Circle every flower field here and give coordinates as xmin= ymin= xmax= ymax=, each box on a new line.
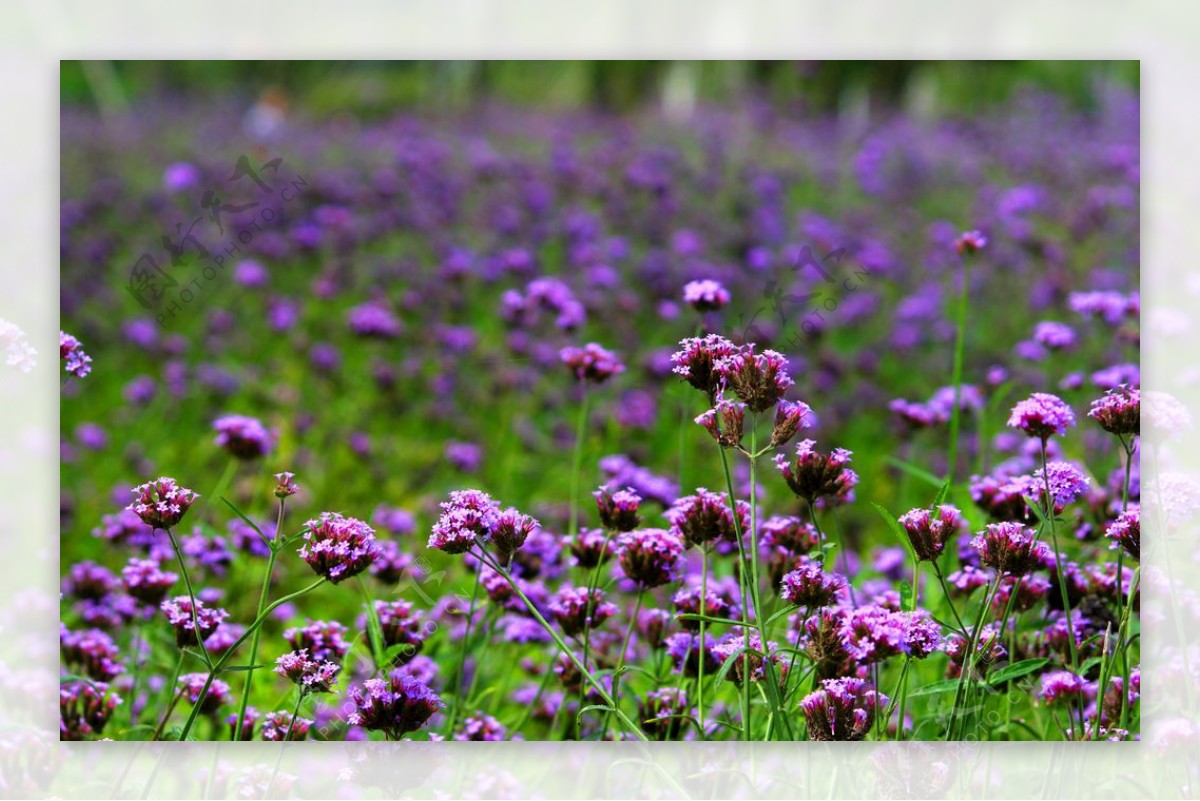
xmin=59 ymin=67 xmax=1140 ymax=742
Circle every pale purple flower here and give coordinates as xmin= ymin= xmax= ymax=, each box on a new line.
xmin=127 ymin=477 xmax=199 ymax=530
xmin=560 ymin=342 xmax=625 ymax=383
xmin=274 ymin=649 xmax=340 ymax=693
xmin=801 ymin=678 xmax=887 ymax=741
xmin=1008 ymin=393 xmax=1076 ymax=440
xmin=682 ymin=279 xmax=731 ymax=312
xmin=299 ymin=513 xmax=381 ymax=583
xmin=213 ymin=414 xmax=276 ymax=459
xmin=60 ymin=331 xmax=92 ymax=378
xmin=1088 ymin=385 xmax=1140 ymax=436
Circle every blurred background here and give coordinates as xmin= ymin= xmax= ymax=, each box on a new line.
xmin=62 ymin=60 xmax=1139 ymax=118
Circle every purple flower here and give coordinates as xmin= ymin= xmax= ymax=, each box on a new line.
xmin=372 ymin=600 xmax=427 ymax=662
xmin=261 ymin=709 xmax=312 ymax=741
xmin=60 ymin=331 xmax=92 ymax=378
xmin=488 ymin=507 xmax=540 ymax=559
xmin=60 ymin=626 xmax=124 ymax=682
xmin=1034 ymin=321 xmax=1076 ymax=351
xmin=560 ymin=342 xmax=625 ymax=383
xmin=299 ymin=513 xmax=381 ymax=584
xmin=897 ymin=505 xmax=963 ymax=563
xmin=162 ymin=161 xmax=200 ymax=192
xmin=664 ymin=631 xmax=721 ymax=677
xmin=701 ymin=384 xmax=752 ymax=444
xmin=284 ymin=620 xmax=351 ymax=664
xmin=682 ymin=279 xmax=731 ymax=312
xmin=1088 ymin=385 xmax=1140 ymax=437
xmin=60 ymin=680 xmax=120 ymax=740
xmin=760 ymin=516 xmax=820 ymax=555
xmin=347 ymin=302 xmax=404 ymax=338
xmin=455 ymin=714 xmax=509 ymax=741
xmin=127 ymin=477 xmax=199 ymax=530
xmin=428 ymin=490 xmax=499 ymax=554
xmin=801 ymin=678 xmax=887 ymax=741
xmin=714 ymin=345 xmax=794 ymax=413
xmin=775 ymin=439 xmax=859 ymax=507
xmin=1040 ymin=670 xmax=1086 ymax=705
xmin=274 ymin=649 xmax=340 ymax=693
xmin=616 ymin=528 xmax=684 ymax=589
xmin=566 ymin=527 xmax=615 ymax=569
xmin=274 ymin=471 xmax=299 ymax=498
xmin=672 ymin=584 xmax=738 ymax=630
xmin=161 ymin=596 xmax=228 ymax=647
xmin=178 ymin=673 xmax=232 ymax=715
xmin=770 ymin=399 xmax=815 ymax=448
xmin=1106 ymin=507 xmax=1140 ymax=561
xmin=593 ymin=486 xmax=642 ymax=532
xmin=971 ymin=522 xmax=1049 ymax=577
xmin=233 ymin=259 xmax=269 ymax=287
xmin=671 ymin=334 xmax=740 ymax=398
xmin=62 ymin=560 xmax=117 ymax=600
xmin=1031 ymin=461 xmax=1091 ymax=513
xmin=347 ymin=670 xmax=443 ymax=739
xmin=369 ymin=540 xmax=421 ymax=584
xmin=665 ymin=489 xmax=749 ymax=549
xmin=226 ymin=706 xmax=259 ymax=740
xmin=213 ymin=414 xmax=276 ymax=459
xmin=549 ymin=585 xmax=618 ymax=638
xmin=780 ymin=558 xmax=845 ymax=609
xmin=445 ymin=441 xmax=483 ymax=473
xmin=120 ymin=559 xmax=177 ymax=605
xmin=1007 ymin=393 xmax=1076 ymax=441
xmin=845 ymin=605 xmax=942 ymax=663
xmin=713 ymin=631 xmax=786 ymax=685
xmin=640 ymin=687 xmax=690 ymax=740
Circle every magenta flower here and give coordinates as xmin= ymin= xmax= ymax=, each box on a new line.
xmin=179 ymin=673 xmax=232 ymax=715
xmin=780 ymin=558 xmax=845 ymax=609
xmin=213 ymin=414 xmax=276 ymax=459
xmin=1007 ymin=393 xmax=1076 ymax=441
xmin=1105 ymin=507 xmax=1140 ymax=561
xmin=560 ymin=342 xmax=625 ymax=383
xmin=60 ymin=331 xmax=92 ymax=378
xmin=971 ymin=522 xmax=1049 ymax=577
xmin=665 ymin=489 xmax=749 ymax=549
xmin=616 ymin=528 xmax=684 ymax=588
xmin=775 ymin=439 xmax=859 ymax=507
xmin=713 ymin=345 xmax=793 ymax=413
xmin=695 ymin=396 xmax=747 ymax=449
xmin=488 ymin=506 xmax=540 ymax=559
xmin=60 ymin=680 xmax=120 ymax=740
xmin=161 ymin=596 xmax=228 ymax=647
xmin=347 ymin=670 xmax=443 ymax=739
xmin=299 ymin=512 xmax=381 ymax=583
xmin=671 ymin=334 xmax=740 ymax=398
xmin=770 ymin=399 xmax=815 ymax=448
xmin=594 ymin=485 xmax=643 ymax=532
xmin=549 ymin=585 xmax=618 ymax=638
xmin=283 ymin=620 xmax=351 ymax=664
xmin=429 ymin=489 xmax=499 ymax=554
xmin=682 ymin=279 xmax=731 ymax=312
xmin=672 ymin=584 xmax=738 ymax=630
xmin=127 ymin=477 xmax=200 ymax=530
xmin=261 ymin=710 xmax=312 ymax=741
xmin=1031 ymin=461 xmax=1091 ymax=513
xmin=455 ymin=714 xmax=509 ymax=741
xmin=347 ymin=302 xmax=403 ymax=338
xmin=897 ymin=504 xmax=964 ymax=563
xmin=1039 ymin=670 xmax=1086 ymax=705
xmin=60 ymin=626 xmax=124 ymax=682
xmin=801 ymin=678 xmax=887 ymax=741
xmin=274 ymin=471 xmax=299 ymax=498
xmin=373 ymin=599 xmax=427 ymax=661
xmin=954 ymin=230 xmax=987 ymax=255
xmin=639 ymin=687 xmax=690 ymax=740
xmin=1088 ymin=384 xmax=1140 ymax=437
xmin=274 ymin=649 xmax=340 ymax=693
xmin=121 ymin=558 xmax=178 ymax=605
xmin=566 ymin=527 xmax=616 ymax=568
xmin=713 ymin=631 xmax=786 ymax=685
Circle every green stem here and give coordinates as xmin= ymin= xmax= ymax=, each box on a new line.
xmin=931 ymin=561 xmax=969 ymax=638
xmin=233 ymin=501 xmax=283 ymax=741
xmin=946 ymin=253 xmax=970 ymax=482
xmin=605 ymin=592 xmax=644 ymax=738
xmin=265 ymin=691 xmax=306 ymax=796
xmin=445 ymin=558 xmax=484 ymax=736
xmin=698 ymin=546 xmax=708 ymax=735
xmin=356 ymin=574 xmax=385 ymax=670
xmin=475 ymin=548 xmax=648 ymax=741
xmin=165 ymin=526 xmax=212 ymax=669
xmin=575 ymin=527 xmax=616 ymax=737
xmin=1041 ymin=440 xmax=1083 ymax=737
xmin=568 ymin=384 xmax=590 ymax=539
xmin=150 ymin=651 xmax=186 ymax=741
xmin=717 ymin=444 xmax=753 ymax=741
xmin=177 ymin=578 xmax=326 ymax=741
xmin=947 ymin=575 xmax=998 ymax=740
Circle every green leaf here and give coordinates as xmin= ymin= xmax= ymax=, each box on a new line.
xmin=987 ymin=658 xmax=1050 ymax=686
xmin=933 ymin=478 xmax=952 ymax=508
xmin=885 ymin=457 xmax=942 ymax=488
xmin=713 ymin=643 xmax=746 ymax=685
xmin=900 ymin=580 xmax=915 ymax=613
xmin=908 ymin=678 xmax=980 ymax=698
xmin=676 ymin=612 xmax=754 ymax=629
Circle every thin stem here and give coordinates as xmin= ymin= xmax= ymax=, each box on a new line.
xmin=931 ymin=561 xmax=969 ymax=637
xmin=150 ymin=652 xmax=186 ymax=741
xmin=698 ymin=546 xmax=708 ymax=734
xmin=717 ymin=444 xmax=753 ymax=741
xmin=606 ymin=592 xmax=644 ymax=738
xmin=1041 ymin=439 xmax=1082 ymax=736
xmin=576 ymin=527 xmax=616 ymax=737
xmin=165 ymin=527 xmax=211 ymax=669
xmin=474 ymin=548 xmax=648 ymax=741
xmin=946 ymin=253 xmax=971 ymax=482
xmin=947 ymin=575 xmax=998 ymax=740
xmin=177 ymin=578 xmax=326 ymax=741
xmin=265 ymin=691 xmax=306 ymax=797
xmin=445 ymin=558 xmax=484 ymax=736
xmin=568 ymin=384 xmax=590 ymax=539
xmin=127 ymin=623 xmax=144 ymax=727
xmin=232 ymin=501 xmax=283 ymax=740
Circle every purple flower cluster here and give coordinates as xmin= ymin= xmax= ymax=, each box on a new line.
xmin=1008 ymin=393 xmax=1076 ymax=440
xmin=897 ymin=504 xmax=964 ymax=562
xmin=560 ymin=342 xmax=625 ymax=383
xmin=127 ymin=477 xmax=200 ymax=530
xmin=801 ymin=678 xmax=887 ymax=741
xmin=682 ymin=279 xmax=731 ymax=312
xmin=616 ymin=528 xmax=685 ymax=589
xmin=60 ymin=330 xmax=92 ymax=378
xmin=775 ymin=439 xmax=859 ymax=507
xmin=275 ymin=649 xmax=340 ymax=693
xmin=665 ymin=488 xmax=749 ymax=550
xmin=299 ymin=512 xmax=381 ymax=583
xmin=161 ymin=596 xmax=228 ymax=647
xmin=212 ymin=414 xmax=276 ymax=459
xmin=347 ymin=670 xmax=443 ymax=739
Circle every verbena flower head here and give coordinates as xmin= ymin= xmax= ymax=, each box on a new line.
xmin=683 ymin=279 xmax=731 ymax=312
xmin=972 ymin=522 xmax=1049 ymax=576
xmin=429 ymin=489 xmax=500 ymax=554
xmin=179 ymin=673 xmax=232 ymax=715
xmin=781 ymin=558 xmax=846 ymax=609
xmin=616 ymin=528 xmax=685 ymax=589
xmin=549 ymin=585 xmax=618 ymax=638
xmin=640 ymin=687 xmax=690 ymax=740
xmin=1007 ymin=393 xmax=1076 ymax=441
xmin=845 ymin=606 xmax=942 ymax=663
xmin=665 ymin=489 xmax=749 ymax=549
xmin=1031 ymin=461 xmax=1091 ymax=514
xmin=284 ymin=620 xmax=350 ymax=664
xmin=775 ymin=440 xmax=859 ymax=506
xmin=671 ymin=334 xmax=740 ymax=398
xmin=566 ymin=527 xmax=616 ymax=568
xmin=760 ymin=516 xmax=820 ymax=555
xmin=560 ymin=342 xmax=625 ymax=383
xmin=60 ymin=626 xmax=124 ymax=682
xmin=226 ymin=706 xmax=259 ymax=740
xmin=1039 ymin=670 xmax=1086 ymax=705
xmin=1106 ymin=507 xmax=1140 ymax=561
xmin=594 ymin=486 xmax=642 ymax=532
xmin=347 ymin=302 xmax=403 ymax=339
xmin=60 ymin=331 xmax=92 ymax=378
xmin=127 ymin=477 xmax=200 ymax=530
xmin=801 ymin=678 xmax=887 ymax=741
xmin=212 ymin=414 xmax=276 ymax=459
xmin=120 ymin=559 xmax=177 ymax=605
xmin=713 ymin=344 xmax=794 ymax=413
xmin=713 ymin=631 xmax=786 ymax=685
xmin=954 ymin=230 xmax=987 ymax=255
xmin=347 ymin=670 xmax=443 ymax=739
xmin=1088 ymin=385 xmax=1140 ymax=437
xmin=897 ymin=504 xmax=963 ymax=563
xmin=261 ymin=710 xmax=312 ymax=741
xmin=299 ymin=512 xmax=381 ymax=583
xmin=60 ymin=680 xmax=119 ymax=740
xmin=770 ymin=399 xmax=815 ymax=448
xmin=664 ymin=631 xmax=721 ymax=677
xmin=374 ymin=599 xmax=427 ymax=662
xmin=455 ymin=714 xmax=509 ymax=741
xmin=274 ymin=649 xmax=340 ymax=693
xmin=488 ymin=506 xmax=540 ymax=558
xmin=695 ymin=396 xmax=746 ymax=449
xmin=274 ymin=471 xmax=299 ymax=498
xmin=1033 ymin=321 xmax=1076 ymax=351
xmin=161 ymin=596 xmax=228 ymax=647
xmin=61 ymin=560 xmax=117 ymax=600
xmin=672 ymin=584 xmax=737 ymax=631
